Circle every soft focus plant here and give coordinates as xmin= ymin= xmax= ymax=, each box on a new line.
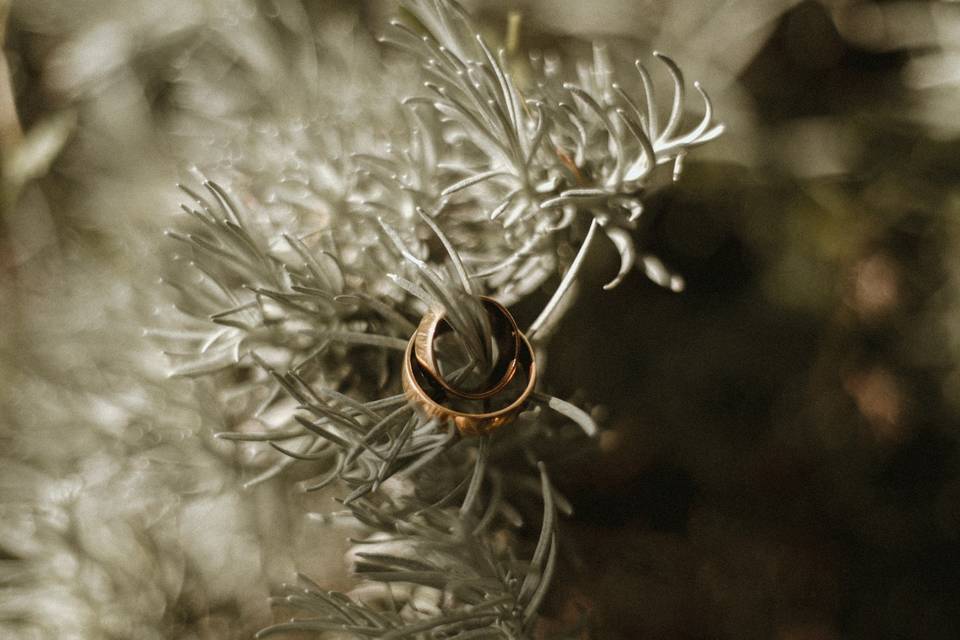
xmin=158 ymin=1 xmax=723 ymax=637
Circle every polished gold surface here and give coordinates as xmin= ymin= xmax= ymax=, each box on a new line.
xmin=402 ymin=296 xmax=536 ymax=435
xmin=413 ymin=296 xmax=521 ymax=401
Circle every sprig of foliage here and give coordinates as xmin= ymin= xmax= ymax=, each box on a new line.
xmin=390 ymin=0 xmax=722 ymax=297
xmin=158 ymin=1 xmax=723 ymax=637
xmin=259 ymin=464 xmax=560 ymax=640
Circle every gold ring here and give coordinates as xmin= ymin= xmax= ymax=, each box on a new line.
xmin=413 ymin=297 xmax=520 ymax=400
xmin=402 ymin=297 xmax=536 ymax=435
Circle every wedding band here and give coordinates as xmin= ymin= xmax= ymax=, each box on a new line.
xmin=413 ymin=297 xmax=520 ymax=400
xmin=402 ymin=297 xmax=536 ymax=435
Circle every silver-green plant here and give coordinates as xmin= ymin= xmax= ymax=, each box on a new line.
xmin=161 ymin=1 xmax=722 ymax=637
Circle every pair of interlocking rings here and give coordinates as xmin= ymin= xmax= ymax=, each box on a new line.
xmin=401 ymin=296 xmax=536 ymax=435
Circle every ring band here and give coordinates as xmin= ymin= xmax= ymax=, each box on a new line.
xmin=413 ymin=297 xmax=520 ymax=400
xmin=402 ymin=296 xmax=536 ymax=435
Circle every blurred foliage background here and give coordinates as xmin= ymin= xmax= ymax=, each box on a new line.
xmin=3 ymin=1 xmax=960 ymax=639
